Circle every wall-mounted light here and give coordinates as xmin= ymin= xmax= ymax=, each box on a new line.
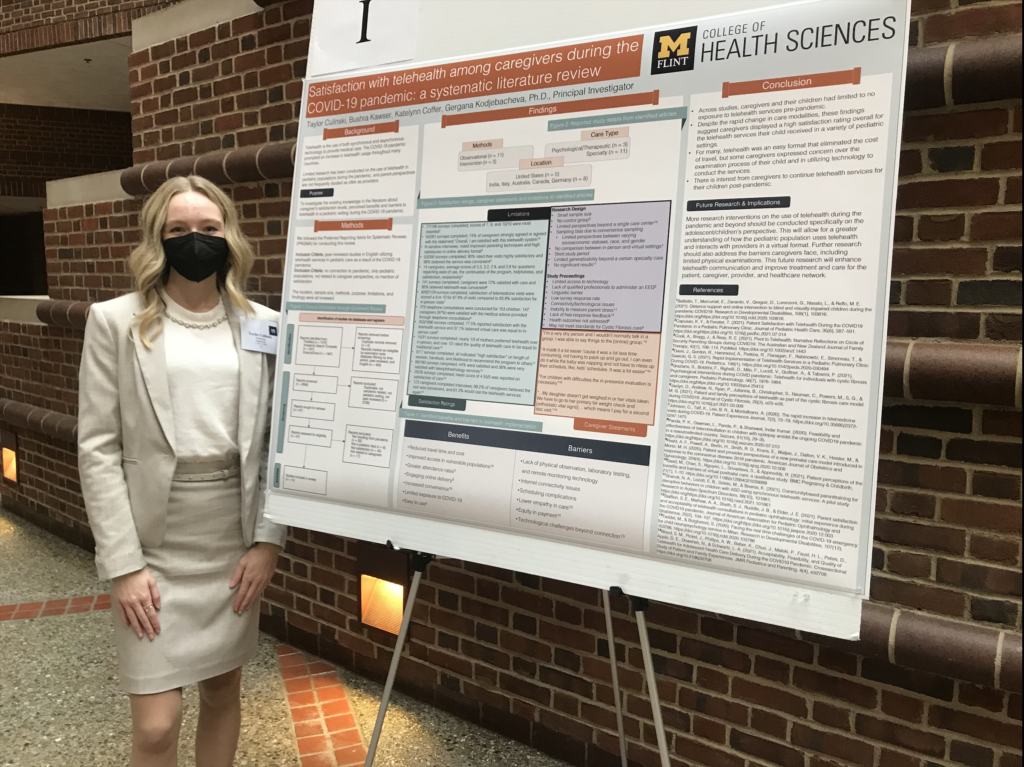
xmin=1 ymin=430 xmax=17 ymax=483
xmin=356 ymin=540 xmax=410 ymax=635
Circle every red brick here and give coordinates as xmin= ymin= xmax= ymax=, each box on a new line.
xmin=942 ymin=497 xmax=1022 ymax=534
xmin=1006 ymin=176 xmax=1022 ymax=204
xmin=924 ymin=4 xmax=1023 ymax=43
xmin=792 ymin=723 xmax=874 ymax=766
xmin=874 ymin=518 xmax=967 ymax=554
xmin=678 ymin=637 xmax=751 ymax=673
xmin=259 ymin=62 xmax=294 ymax=87
xmin=918 ymin=214 xmax=965 ymax=242
xmin=856 ymin=713 xmax=945 ymax=756
xmin=894 ymin=216 xmax=914 ymax=242
xmin=188 ymin=27 xmax=217 ymax=48
xmin=891 ymin=248 xmax=988 ymax=276
xmin=905 ymin=279 xmax=953 ymax=305
xmin=812 ymin=701 xmax=852 ymax=731
xmin=903 ymin=110 xmax=1009 ymax=142
xmin=881 ymin=690 xmax=924 ymax=723
xmin=870 ymin=576 xmax=965 ymax=616
xmin=879 ymin=460 xmax=968 ymax=493
xmin=750 ymin=708 xmax=787 ymax=738
xmin=886 ymin=550 xmax=932 ymax=578
xmin=959 ymin=682 xmax=1005 ymax=713
xmin=929 ymin=705 xmax=1022 ymax=747
xmin=897 ymin=178 xmax=1000 ymax=210
xmin=969 ymin=534 xmax=1021 ymax=564
xmin=673 ymin=737 xmax=743 ymax=767
xmin=793 ymin=667 xmax=878 ymax=709
xmin=972 ymin=212 xmax=1022 ymax=241
xmin=982 ymin=411 xmax=1022 ymax=439
xmin=890 ymin=491 xmax=938 ymax=519
xmin=981 ymin=141 xmax=1023 ymax=171
xmin=729 ymin=730 xmax=802 ymax=767
xmin=732 ymin=677 xmax=807 ymax=717
xmin=498 ymin=672 xmax=551 ymax=705
xmin=936 ymin=558 xmax=1022 ymax=596
xmin=900 ymin=149 xmax=923 ymax=176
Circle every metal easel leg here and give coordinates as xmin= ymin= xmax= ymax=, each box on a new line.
xmin=616 ymin=591 xmax=670 ymax=767
xmin=364 ymin=552 xmax=434 ymax=767
xmin=602 ymin=589 xmax=629 ymax=767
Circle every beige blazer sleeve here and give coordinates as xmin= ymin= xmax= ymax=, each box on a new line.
xmin=78 ymin=308 xmax=147 ymax=581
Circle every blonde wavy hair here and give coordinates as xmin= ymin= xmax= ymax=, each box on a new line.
xmin=129 ymin=175 xmax=255 ymax=348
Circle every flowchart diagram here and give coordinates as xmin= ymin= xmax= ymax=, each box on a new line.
xmin=278 ymin=313 xmax=404 ymax=507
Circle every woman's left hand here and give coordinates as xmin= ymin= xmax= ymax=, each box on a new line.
xmin=229 ymin=543 xmax=282 ymax=614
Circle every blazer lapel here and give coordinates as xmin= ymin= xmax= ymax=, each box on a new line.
xmin=227 ymin=297 xmax=261 ymax=467
xmin=131 ymin=318 xmax=176 ymax=454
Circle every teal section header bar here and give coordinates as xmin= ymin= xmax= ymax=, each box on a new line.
xmin=399 ymin=408 xmax=543 ymax=433
xmin=548 ymin=107 xmax=688 ymax=132
xmin=418 ymin=189 xmax=595 ymax=209
xmin=276 ymin=371 xmax=289 ymax=453
xmin=284 ymin=324 xmax=295 ymax=364
xmin=284 ymin=302 xmax=386 ymax=312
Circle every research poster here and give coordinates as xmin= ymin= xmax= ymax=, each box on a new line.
xmin=267 ymin=0 xmax=910 ymax=634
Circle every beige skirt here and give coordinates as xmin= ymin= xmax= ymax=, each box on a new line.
xmin=112 ymin=464 xmax=259 ymax=695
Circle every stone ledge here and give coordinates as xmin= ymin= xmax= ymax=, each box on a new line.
xmin=906 ymin=34 xmax=1023 ymax=110
xmin=46 ymin=170 xmax=133 ymax=209
xmin=885 ymin=341 xmax=1023 ymax=408
xmin=810 ymin=602 xmax=1021 ymax=694
xmin=35 ymin=300 xmax=91 ymax=329
xmin=120 ymin=140 xmax=297 ymax=196
xmin=0 ymin=399 xmax=77 ymax=444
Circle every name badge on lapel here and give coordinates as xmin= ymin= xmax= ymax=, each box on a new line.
xmin=241 ymin=318 xmax=279 ymax=354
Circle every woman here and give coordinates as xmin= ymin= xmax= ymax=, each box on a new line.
xmin=78 ymin=175 xmax=287 ymax=767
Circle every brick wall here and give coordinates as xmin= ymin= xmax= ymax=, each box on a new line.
xmin=261 ymin=541 xmax=1023 ymax=767
xmin=0 ymin=0 xmax=177 ymax=56
xmin=2 ymin=1 xmax=1022 ymax=766
xmin=0 ymin=422 xmax=89 ymax=547
xmin=0 ymin=321 xmax=81 ymax=416
xmin=0 ymin=104 xmax=133 ymax=198
xmin=40 ymin=182 xmax=287 ymax=305
xmin=908 ymin=0 xmax=1022 ymax=44
xmin=894 ymin=98 xmax=1022 ymax=342
xmin=126 ymin=0 xmax=310 ymax=164
xmin=0 ymin=318 xmax=89 ymax=546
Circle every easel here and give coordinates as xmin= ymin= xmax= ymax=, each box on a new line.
xmin=362 ymin=561 xmax=670 ymax=767
xmin=608 ymin=587 xmax=671 ymax=767
xmin=364 ymin=549 xmax=434 ymax=767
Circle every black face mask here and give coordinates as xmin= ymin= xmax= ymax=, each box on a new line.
xmin=162 ymin=232 xmax=229 ymax=283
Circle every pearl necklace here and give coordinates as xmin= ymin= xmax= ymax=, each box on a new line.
xmin=164 ymin=308 xmax=228 ymax=330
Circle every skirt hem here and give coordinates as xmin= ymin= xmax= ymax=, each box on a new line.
xmin=121 ymin=644 xmax=258 ymax=696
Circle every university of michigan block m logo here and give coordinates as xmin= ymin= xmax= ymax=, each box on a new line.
xmin=651 ymin=25 xmax=697 ymax=74
xmin=658 ymin=32 xmax=691 ymax=59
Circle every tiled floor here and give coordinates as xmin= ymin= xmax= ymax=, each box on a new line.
xmin=0 ymin=505 xmax=571 ymax=767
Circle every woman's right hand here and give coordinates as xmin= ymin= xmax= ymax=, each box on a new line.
xmin=111 ymin=568 xmax=162 ymax=640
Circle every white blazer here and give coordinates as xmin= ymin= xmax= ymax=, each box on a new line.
xmin=78 ymin=290 xmax=287 ymax=581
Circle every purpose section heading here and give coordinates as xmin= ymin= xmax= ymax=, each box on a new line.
xmin=306 ymin=36 xmax=644 ymax=117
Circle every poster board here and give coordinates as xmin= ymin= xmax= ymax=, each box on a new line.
xmin=265 ymin=0 xmax=911 ymax=639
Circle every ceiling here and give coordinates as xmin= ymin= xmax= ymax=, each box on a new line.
xmin=0 ymin=36 xmax=132 ymax=112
